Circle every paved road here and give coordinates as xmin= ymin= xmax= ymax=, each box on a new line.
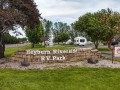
xmin=5 ymin=43 xmax=28 ymax=48
xmin=79 ymin=44 xmax=120 ymax=49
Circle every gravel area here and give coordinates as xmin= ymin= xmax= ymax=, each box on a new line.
xmin=0 ymin=59 xmax=120 ymax=70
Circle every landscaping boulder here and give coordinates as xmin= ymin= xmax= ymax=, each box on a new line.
xmin=21 ymin=60 xmax=30 ymax=66
xmin=87 ymin=58 xmax=98 ymax=64
xmin=0 ymin=60 xmax=5 ymax=64
xmin=0 ymin=58 xmax=7 ymax=64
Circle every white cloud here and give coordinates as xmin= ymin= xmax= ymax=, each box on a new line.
xmin=34 ymin=0 xmax=120 ymax=24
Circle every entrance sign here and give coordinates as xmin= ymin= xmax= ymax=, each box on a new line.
xmin=114 ymin=47 xmax=120 ymax=57
xmin=10 ymin=48 xmax=104 ymax=63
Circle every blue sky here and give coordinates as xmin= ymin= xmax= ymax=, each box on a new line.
xmin=10 ymin=0 xmax=120 ymax=38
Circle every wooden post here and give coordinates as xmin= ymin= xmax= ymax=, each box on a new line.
xmin=112 ymin=46 xmax=115 ymax=64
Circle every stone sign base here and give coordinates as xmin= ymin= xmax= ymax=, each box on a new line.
xmin=9 ymin=48 xmax=105 ymax=63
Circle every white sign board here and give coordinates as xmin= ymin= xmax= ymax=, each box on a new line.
xmin=114 ymin=47 xmax=120 ymax=57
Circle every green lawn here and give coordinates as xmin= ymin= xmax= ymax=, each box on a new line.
xmin=0 ymin=68 xmax=120 ymax=90
xmin=98 ymin=48 xmax=111 ymax=52
xmin=5 ymin=44 xmax=76 ymax=57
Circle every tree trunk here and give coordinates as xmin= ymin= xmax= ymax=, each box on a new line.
xmin=31 ymin=43 xmax=34 ymax=48
xmin=95 ymin=44 xmax=98 ymax=49
xmin=94 ymin=41 xmax=99 ymax=49
xmin=0 ymin=33 xmax=5 ymax=58
xmin=107 ymin=39 xmax=112 ymax=49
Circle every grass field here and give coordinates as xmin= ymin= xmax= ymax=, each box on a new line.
xmin=3 ymin=44 xmax=120 ymax=90
xmin=5 ymin=44 xmax=76 ymax=57
xmin=0 ymin=68 xmax=120 ymax=90
xmin=98 ymin=48 xmax=111 ymax=52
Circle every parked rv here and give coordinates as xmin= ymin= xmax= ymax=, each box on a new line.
xmin=64 ymin=39 xmax=73 ymax=45
xmin=74 ymin=36 xmax=87 ymax=46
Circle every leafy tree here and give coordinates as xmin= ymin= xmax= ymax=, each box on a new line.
xmin=98 ymin=9 xmax=120 ymax=48
xmin=68 ymin=23 xmax=83 ymax=42
xmin=53 ymin=22 xmax=70 ymax=41
xmin=0 ymin=0 xmax=40 ymax=58
xmin=53 ymin=22 xmax=70 ymax=33
xmin=25 ymin=23 xmax=44 ymax=48
xmin=74 ymin=13 xmax=105 ymax=48
xmin=74 ymin=8 xmax=120 ymax=49
xmin=54 ymin=32 xmax=69 ymax=44
xmin=18 ymin=38 xmax=27 ymax=43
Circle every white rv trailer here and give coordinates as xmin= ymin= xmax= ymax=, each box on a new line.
xmin=74 ymin=36 xmax=87 ymax=46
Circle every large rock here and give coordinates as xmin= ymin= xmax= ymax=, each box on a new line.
xmin=0 ymin=58 xmax=7 ymax=64
xmin=0 ymin=60 xmax=5 ymax=64
xmin=21 ymin=60 xmax=30 ymax=66
xmin=87 ymin=58 xmax=98 ymax=64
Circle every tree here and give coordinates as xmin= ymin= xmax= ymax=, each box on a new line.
xmin=4 ymin=33 xmax=18 ymax=44
xmin=54 ymin=32 xmax=69 ymax=44
xmin=4 ymin=32 xmax=27 ymax=44
xmin=41 ymin=19 xmax=53 ymax=47
xmin=42 ymin=19 xmax=52 ymax=38
xmin=53 ymin=22 xmax=70 ymax=33
xmin=0 ymin=0 xmax=40 ymax=58
xmin=74 ymin=8 xmax=120 ymax=49
xmin=53 ymin=22 xmax=70 ymax=41
xmin=74 ymin=13 xmax=105 ymax=49
xmin=98 ymin=9 xmax=120 ymax=48
xmin=68 ymin=23 xmax=82 ymax=42
xmin=18 ymin=38 xmax=27 ymax=43
xmin=25 ymin=23 xmax=44 ymax=48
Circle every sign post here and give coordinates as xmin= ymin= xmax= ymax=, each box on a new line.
xmin=112 ymin=46 xmax=115 ymax=64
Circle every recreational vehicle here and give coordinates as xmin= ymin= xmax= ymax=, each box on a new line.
xmin=74 ymin=36 xmax=87 ymax=46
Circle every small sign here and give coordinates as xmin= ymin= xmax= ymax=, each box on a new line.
xmin=114 ymin=47 xmax=120 ymax=57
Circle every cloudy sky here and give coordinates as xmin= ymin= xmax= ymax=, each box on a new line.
xmin=34 ymin=0 xmax=120 ymax=24
xmin=11 ymin=0 xmax=120 ymax=38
